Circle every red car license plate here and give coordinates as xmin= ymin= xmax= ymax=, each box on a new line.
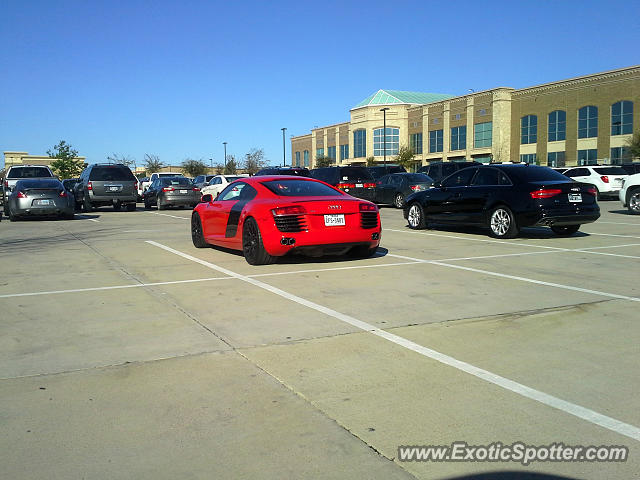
xmin=324 ymin=214 xmax=345 ymax=226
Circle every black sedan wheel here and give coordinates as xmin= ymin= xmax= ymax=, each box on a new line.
xmin=242 ymin=217 xmax=275 ymax=265
xmin=551 ymin=225 xmax=580 ymax=236
xmin=394 ymin=193 xmax=405 ymax=209
xmin=191 ymin=213 xmax=208 ymax=248
xmin=628 ymin=190 xmax=640 ymax=215
xmin=83 ymin=194 xmax=93 ymax=212
xmin=488 ymin=206 xmax=519 ymax=238
xmin=407 ymin=203 xmax=426 ymax=229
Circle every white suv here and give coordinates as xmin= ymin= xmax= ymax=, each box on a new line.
xmin=562 ymin=166 xmax=628 ymax=199
xmin=619 ymin=172 xmax=640 ymax=214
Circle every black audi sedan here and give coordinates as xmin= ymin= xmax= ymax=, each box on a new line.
xmin=403 ymin=164 xmax=600 ymax=238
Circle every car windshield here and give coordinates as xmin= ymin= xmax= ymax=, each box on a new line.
xmin=162 ymin=178 xmax=191 ymax=186
xmin=338 ymin=167 xmax=374 ymax=181
xmin=17 ymin=179 xmax=61 ymax=189
xmin=262 ymin=180 xmax=343 ymax=197
xmin=593 ymin=167 xmax=627 ymax=175
xmin=8 ymin=167 xmax=53 ymax=179
xmin=89 ymin=166 xmax=135 ymax=181
xmin=506 ymin=166 xmax=570 ymax=182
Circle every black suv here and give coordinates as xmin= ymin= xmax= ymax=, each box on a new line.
xmin=418 ymin=161 xmax=481 ymax=183
xmin=619 ymin=163 xmax=640 ymax=175
xmin=254 ymin=166 xmax=311 ymax=176
xmin=74 ymin=164 xmax=138 ymax=211
xmin=309 ymin=166 xmax=376 ymax=200
xmin=367 ymin=164 xmax=406 ymax=180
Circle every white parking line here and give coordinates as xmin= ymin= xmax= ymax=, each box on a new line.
xmin=147 ymin=240 xmax=640 ymax=442
xmin=148 ymin=212 xmax=190 ymax=220
xmin=387 ymin=253 xmax=640 ymax=303
xmin=585 ymin=232 xmax=640 ymax=239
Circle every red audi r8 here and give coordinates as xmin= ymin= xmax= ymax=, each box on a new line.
xmin=191 ymin=176 xmax=381 ymax=265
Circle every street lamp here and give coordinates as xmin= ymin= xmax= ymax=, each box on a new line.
xmin=223 ymin=142 xmax=227 ymax=169
xmin=281 ymin=127 xmax=287 ymax=166
xmin=380 ymin=107 xmax=390 ymax=169
xmin=209 ymin=158 xmax=213 ymax=171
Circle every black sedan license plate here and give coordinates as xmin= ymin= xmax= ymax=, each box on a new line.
xmin=568 ymin=193 xmax=582 ymax=203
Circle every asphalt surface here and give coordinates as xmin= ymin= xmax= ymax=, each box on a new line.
xmin=1 ymin=201 xmax=638 ymax=480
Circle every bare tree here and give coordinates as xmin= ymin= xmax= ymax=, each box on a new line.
xmin=107 ymin=153 xmax=136 ymax=169
xmin=143 ymin=154 xmax=164 ymax=174
xmin=243 ymin=148 xmax=267 ymax=175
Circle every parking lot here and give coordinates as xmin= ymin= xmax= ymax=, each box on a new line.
xmin=1 ymin=201 xmax=639 ymax=479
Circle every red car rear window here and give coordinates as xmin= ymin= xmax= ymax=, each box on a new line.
xmin=262 ymin=180 xmax=343 ymax=197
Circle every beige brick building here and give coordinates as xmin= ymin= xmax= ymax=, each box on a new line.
xmin=3 ymin=151 xmax=87 ymax=170
xmin=291 ymin=66 xmax=640 ymax=170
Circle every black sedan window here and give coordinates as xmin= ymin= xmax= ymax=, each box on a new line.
xmin=509 ymin=166 xmax=573 ymax=182
xmin=262 ymin=180 xmax=343 ymax=197
xmin=471 ymin=168 xmax=512 ymax=186
xmin=442 ymin=168 xmax=477 ymax=187
xmin=16 ymin=179 xmax=62 ymax=189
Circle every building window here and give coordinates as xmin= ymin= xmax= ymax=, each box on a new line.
xmin=374 ymin=127 xmax=400 ymax=156
xmin=547 ymin=151 xmax=565 ymax=167
xmin=327 ymin=146 xmax=336 ymax=160
xmin=353 ymin=130 xmax=366 ymax=158
xmin=433 ymin=118 xmax=440 ymax=124
xmin=295 ymin=151 xmax=300 ymax=166
xmin=548 ymin=110 xmax=566 ymax=141
xmin=429 ymin=130 xmax=443 ymax=153
xmin=410 ymin=133 xmax=423 ymax=154
xmin=450 ymin=126 xmax=466 ymax=151
xmin=521 ymin=115 xmax=537 ymax=144
xmin=611 ymin=147 xmax=631 ymax=164
xmin=520 ymin=154 xmax=537 ymax=164
xmin=454 ymin=113 xmax=461 ymax=120
xmin=303 ymin=150 xmax=309 ymax=167
xmin=577 ymin=149 xmax=597 ymax=165
xmin=340 ymin=144 xmax=349 ymax=161
xmin=611 ymin=101 xmax=633 ymax=135
xmin=578 ymin=106 xmax=598 ymax=138
xmin=478 ymin=108 xmax=487 ymax=116
xmin=474 ymin=122 xmax=492 ymax=148
xmin=316 ymin=148 xmax=324 ymax=158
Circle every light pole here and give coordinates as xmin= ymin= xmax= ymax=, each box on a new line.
xmin=223 ymin=142 xmax=227 ymax=169
xmin=380 ymin=107 xmax=389 ymax=169
xmin=209 ymin=158 xmax=213 ymax=172
xmin=281 ymin=127 xmax=287 ymax=166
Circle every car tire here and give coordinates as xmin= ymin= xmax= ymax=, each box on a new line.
xmin=242 ymin=217 xmax=275 ymax=265
xmin=349 ymin=245 xmax=377 ymax=258
xmin=144 ymin=198 xmax=151 ymax=210
xmin=8 ymin=207 xmax=17 ymax=222
xmin=489 ymin=206 xmax=519 ymax=238
xmin=551 ymin=225 xmax=580 ymax=236
xmin=126 ymin=203 xmax=136 ymax=212
xmin=83 ymin=195 xmax=93 ymax=212
xmin=627 ymin=189 xmax=640 ymax=215
xmin=158 ymin=201 xmax=165 ymax=210
xmin=191 ymin=213 xmax=208 ymax=248
xmin=62 ymin=212 xmax=75 ymax=220
xmin=394 ymin=193 xmax=405 ymax=209
xmin=407 ymin=203 xmax=426 ymax=229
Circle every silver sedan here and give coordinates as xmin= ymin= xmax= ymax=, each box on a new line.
xmin=7 ymin=179 xmax=75 ymax=221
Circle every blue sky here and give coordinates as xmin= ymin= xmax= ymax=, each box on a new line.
xmin=1 ymin=0 xmax=638 ymax=169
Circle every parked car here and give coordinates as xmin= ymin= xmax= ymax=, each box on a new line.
xmin=367 ymin=164 xmax=406 ymax=180
xmin=193 ymin=174 xmax=217 ymax=189
xmin=143 ymin=176 xmax=201 ymax=210
xmin=417 ymin=161 xmax=480 ymax=183
xmin=619 ymin=163 xmax=640 ymax=175
xmin=191 ymin=176 xmax=381 ymax=264
xmin=254 ymin=167 xmax=311 ymax=176
xmin=309 ymin=166 xmax=376 ymax=201
xmin=200 ymin=175 xmax=249 ymax=199
xmin=561 ymin=166 xmax=628 ymax=199
xmin=404 ymin=164 xmax=600 ymax=238
xmin=374 ymin=172 xmax=433 ymax=208
xmin=74 ymin=163 xmax=138 ymax=211
xmin=141 ymin=172 xmax=185 ymax=195
xmin=6 ymin=178 xmax=75 ymax=221
xmin=3 ymin=165 xmax=55 ymax=216
xmin=61 ymin=178 xmax=79 ymax=193
xmin=619 ymin=172 xmax=640 ymax=214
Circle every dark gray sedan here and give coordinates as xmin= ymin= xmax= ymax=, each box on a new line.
xmin=374 ymin=173 xmax=434 ymax=208
xmin=6 ymin=179 xmax=75 ymax=221
xmin=143 ymin=177 xmax=201 ymax=210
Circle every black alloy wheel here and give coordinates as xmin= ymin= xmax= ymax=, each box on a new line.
xmin=191 ymin=213 xmax=208 ymax=248
xmin=242 ymin=217 xmax=275 ymax=265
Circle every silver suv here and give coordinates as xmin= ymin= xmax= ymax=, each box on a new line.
xmin=74 ymin=164 xmax=138 ymax=211
xmin=3 ymin=165 xmax=55 ymax=216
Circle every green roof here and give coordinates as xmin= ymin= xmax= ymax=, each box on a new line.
xmin=353 ymin=89 xmax=454 ymax=108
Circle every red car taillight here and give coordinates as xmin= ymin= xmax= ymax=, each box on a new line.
xmin=87 ymin=181 xmax=93 ymax=190
xmin=530 ymin=189 xmax=562 ymax=199
xmin=364 ymin=183 xmax=376 ymax=188
xmin=193 ymin=187 xmax=200 ymax=192
xmin=134 ymin=181 xmax=138 ymax=190
xmin=272 ymin=205 xmax=306 ymax=216
xmin=16 ymin=191 xmax=27 ymax=198
xmin=586 ymin=187 xmax=598 ymax=196
xmin=600 ymin=175 xmax=609 ymax=183
xmin=336 ymin=183 xmax=356 ymax=189
xmin=59 ymin=190 xmax=67 ymax=197
xmin=359 ymin=202 xmax=378 ymax=212
xmin=162 ymin=187 xmax=175 ymax=192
